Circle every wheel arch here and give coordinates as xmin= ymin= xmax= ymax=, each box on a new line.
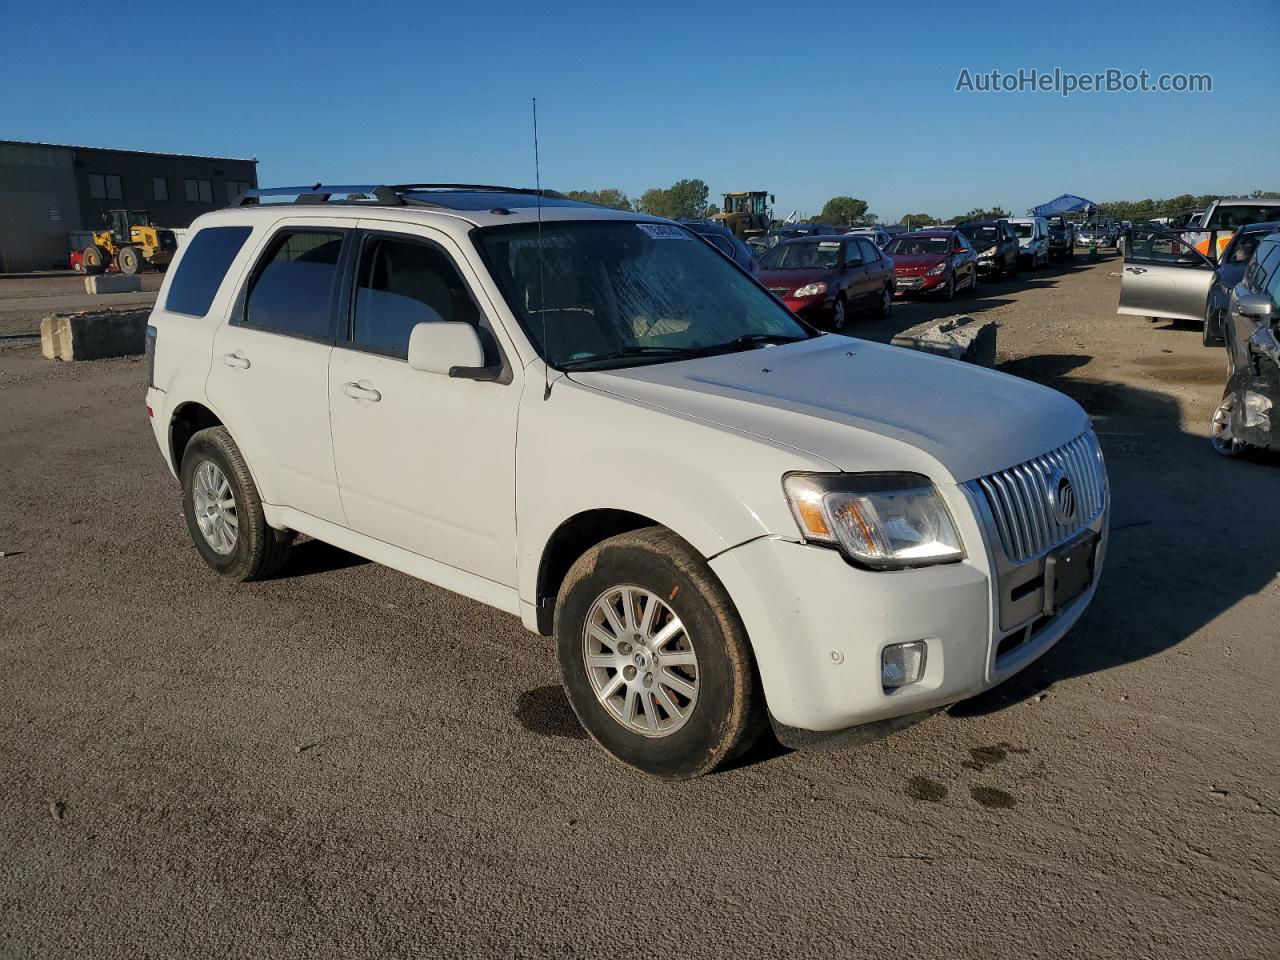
xmin=168 ymin=401 xmax=274 ymax=503
xmin=533 ymin=509 xmax=722 ymax=636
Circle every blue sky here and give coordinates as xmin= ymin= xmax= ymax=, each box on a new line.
xmin=4 ymin=0 xmax=1276 ymax=221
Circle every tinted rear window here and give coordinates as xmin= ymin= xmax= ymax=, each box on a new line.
xmin=164 ymin=226 xmax=252 ymax=316
xmin=241 ymin=230 xmax=344 ymax=341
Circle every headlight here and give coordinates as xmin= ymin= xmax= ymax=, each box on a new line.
xmin=793 ymin=281 xmax=827 ymax=298
xmin=981 ymin=245 xmax=997 ymax=258
xmin=782 ymin=473 xmax=964 ymax=569
xmin=926 ymin=262 xmax=947 ymax=276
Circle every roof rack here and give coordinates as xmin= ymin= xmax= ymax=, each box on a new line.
xmin=233 ymin=182 xmax=565 ymax=208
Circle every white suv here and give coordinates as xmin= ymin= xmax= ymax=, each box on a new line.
xmin=145 ymin=184 xmax=1109 ymax=779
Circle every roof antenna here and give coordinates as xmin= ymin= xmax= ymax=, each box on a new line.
xmin=533 ymin=97 xmax=551 ymax=401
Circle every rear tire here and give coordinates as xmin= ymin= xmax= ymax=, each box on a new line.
xmin=117 ymin=245 xmax=141 ymax=275
xmin=874 ymin=283 xmax=892 ymax=320
xmin=180 ymin=427 xmax=294 ymax=581
xmin=555 ymin=527 xmax=764 ymax=780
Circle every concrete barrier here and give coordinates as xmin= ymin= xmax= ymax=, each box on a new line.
xmin=891 ymin=315 xmax=997 ymax=367
xmin=84 ymin=274 xmax=143 ymax=294
xmin=40 ymin=309 xmax=151 ymax=362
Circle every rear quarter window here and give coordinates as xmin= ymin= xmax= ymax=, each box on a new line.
xmin=165 ymin=226 xmax=254 ymax=317
xmin=164 ymin=226 xmax=253 ymax=317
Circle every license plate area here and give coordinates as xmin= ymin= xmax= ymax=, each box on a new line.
xmin=1043 ymin=532 xmax=1098 ymax=615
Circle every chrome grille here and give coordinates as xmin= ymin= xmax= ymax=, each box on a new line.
xmin=970 ymin=432 xmax=1107 ymax=564
xmin=769 ymin=287 xmax=790 ymax=298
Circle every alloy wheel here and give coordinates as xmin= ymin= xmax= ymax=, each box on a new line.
xmin=582 ymin=585 xmax=699 ymax=738
xmin=1210 ymin=394 xmax=1247 ymax=457
xmin=192 ymin=460 xmax=239 ymax=554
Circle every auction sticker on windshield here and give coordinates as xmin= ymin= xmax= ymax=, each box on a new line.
xmin=636 ymin=223 xmax=691 ymax=240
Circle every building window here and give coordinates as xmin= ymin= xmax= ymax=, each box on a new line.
xmin=225 ymin=180 xmax=253 ymax=203
xmin=185 ymin=179 xmax=213 ymax=204
xmin=88 ymin=174 xmax=123 ymax=201
xmin=153 ymin=177 xmax=169 ymax=202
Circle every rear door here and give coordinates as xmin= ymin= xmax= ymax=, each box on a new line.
xmin=854 ymin=238 xmax=885 ymax=305
xmin=1117 ymin=227 xmax=1218 ymax=323
xmin=837 ymin=239 xmax=867 ymax=307
xmin=205 ymin=220 xmax=350 ymax=524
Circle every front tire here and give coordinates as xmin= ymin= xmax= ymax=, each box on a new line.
xmin=1210 ymin=393 xmax=1248 ymax=457
xmin=180 ymin=426 xmax=294 ymax=581
xmin=831 ymin=295 xmax=847 ymax=331
xmin=555 ymin=527 xmax=763 ymax=780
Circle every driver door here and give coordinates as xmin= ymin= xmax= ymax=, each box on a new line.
xmin=1117 ymin=227 xmax=1219 ymax=323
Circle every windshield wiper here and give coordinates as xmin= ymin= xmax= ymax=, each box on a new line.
xmin=706 ymin=333 xmax=810 ymax=353
xmin=558 ymin=346 xmax=710 ymax=369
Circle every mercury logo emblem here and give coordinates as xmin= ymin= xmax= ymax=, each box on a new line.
xmin=1047 ymin=467 xmax=1077 ymax=525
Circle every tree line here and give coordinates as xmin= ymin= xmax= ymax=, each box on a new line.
xmin=563 ymin=181 xmax=878 ymax=226
xmin=561 ymin=186 xmax=1280 ymax=229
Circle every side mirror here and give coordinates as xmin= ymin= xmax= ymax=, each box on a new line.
xmin=407 ymin=322 xmax=488 ymax=377
xmin=1235 ymin=292 xmax=1275 ymax=321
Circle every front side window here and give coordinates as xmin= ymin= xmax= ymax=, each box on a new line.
xmin=352 ymin=236 xmax=479 ymax=358
xmin=164 ymin=226 xmax=253 ymax=317
xmin=241 ymin=230 xmax=344 ymax=340
xmin=475 ymin=220 xmax=809 ymax=370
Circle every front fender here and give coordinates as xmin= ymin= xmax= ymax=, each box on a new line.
xmin=515 ymin=375 xmax=830 ymax=610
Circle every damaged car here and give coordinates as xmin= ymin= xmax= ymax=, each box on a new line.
xmin=1212 ymin=229 xmax=1280 ymax=456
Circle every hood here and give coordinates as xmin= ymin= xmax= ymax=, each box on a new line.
xmin=570 ymin=337 xmax=1088 ymax=484
xmin=757 ymin=267 xmax=833 ymax=293
xmin=892 ymin=254 xmax=946 ymax=275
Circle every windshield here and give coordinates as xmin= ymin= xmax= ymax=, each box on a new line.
xmin=887 ymin=236 xmax=949 ymax=255
xmin=1013 ymin=222 xmax=1035 ymax=238
xmin=759 ymin=241 xmax=842 ymax=270
xmin=1206 ymin=204 xmax=1280 ymax=229
xmin=960 ymin=225 xmax=998 ymax=244
xmin=474 ymin=220 xmax=809 ymax=370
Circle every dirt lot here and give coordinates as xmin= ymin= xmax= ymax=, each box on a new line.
xmin=1 ymin=259 xmax=1276 ymax=959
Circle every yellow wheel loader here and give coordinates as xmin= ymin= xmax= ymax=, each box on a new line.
xmin=709 ymin=191 xmax=774 ymax=240
xmin=82 ymin=210 xmax=178 ymax=275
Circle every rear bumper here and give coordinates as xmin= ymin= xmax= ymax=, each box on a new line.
xmin=146 ymin=386 xmax=177 ymax=478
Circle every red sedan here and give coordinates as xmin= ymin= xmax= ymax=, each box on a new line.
xmin=885 ymin=230 xmax=978 ymax=301
xmin=757 ymin=235 xmax=895 ymax=329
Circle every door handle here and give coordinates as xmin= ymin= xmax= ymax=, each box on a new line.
xmin=1125 ymin=266 xmax=1147 ymax=275
xmin=343 ymin=381 xmax=382 ymax=403
xmin=222 ymin=352 xmax=250 ymax=369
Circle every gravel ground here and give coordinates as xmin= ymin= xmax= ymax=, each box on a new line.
xmin=1 ymin=255 xmax=1276 ymax=959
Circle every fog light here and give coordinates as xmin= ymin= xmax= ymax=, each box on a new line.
xmin=882 ymin=641 xmax=927 ymax=690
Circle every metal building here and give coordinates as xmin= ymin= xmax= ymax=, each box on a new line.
xmin=0 ymin=140 xmax=258 ymax=273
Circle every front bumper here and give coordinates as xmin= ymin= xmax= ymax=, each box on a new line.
xmin=782 ymin=295 xmax=832 ymax=320
xmin=709 ymin=498 xmax=1107 ymax=733
xmin=894 ymin=273 xmax=945 ymax=294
